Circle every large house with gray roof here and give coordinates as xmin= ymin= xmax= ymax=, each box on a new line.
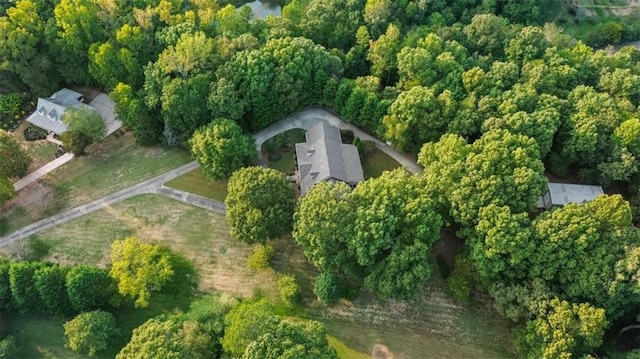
xmin=295 ymin=121 xmax=364 ymax=196
xmin=25 ymin=89 xmax=94 ymax=135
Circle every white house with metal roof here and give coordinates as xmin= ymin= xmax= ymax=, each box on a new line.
xmin=295 ymin=121 xmax=364 ymax=196
xmin=25 ymin=89 xmax=95 ymax=135
xmin=536 ymin=182 xmax=604 ymax=210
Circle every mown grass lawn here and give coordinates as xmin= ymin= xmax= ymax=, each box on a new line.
xmin=4 ymin=194 xmax=516 ymax=358
xmin=0 ymin=132 xmax=192 ymax=235
xmin=164 ymin=168 xmax=228 ymax=201
xmin=361 ymin=148 xmax=401 ymax=179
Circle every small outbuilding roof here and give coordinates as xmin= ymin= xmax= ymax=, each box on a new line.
xmin=295 ymin=121 xmax=364 ymax=195
xmin=537 ymin=182 xmax=604 ymax=209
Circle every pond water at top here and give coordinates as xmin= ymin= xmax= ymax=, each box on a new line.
xmin=241 ymin=0 xmax=281 ymax=20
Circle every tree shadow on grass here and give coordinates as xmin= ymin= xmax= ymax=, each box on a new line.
xmin=161 ymin=249 xmax=200 ymax=299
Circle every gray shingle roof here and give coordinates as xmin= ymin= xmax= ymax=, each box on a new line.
xmin=295 ymin=121 xmax=364 ymax=195
xmin=25 ymin=89 xmax=91 ymax=135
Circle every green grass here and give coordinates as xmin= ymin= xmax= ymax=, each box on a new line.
xmin=328 ymin=336 xmax=370 ymax=359
xmin=4 ymin=313 xmax=87 ymax=359
xmin=2 ymin=192 xmax=516 ymax=358
xmin=164 ymin=168 xmax=228 ymax=201
xmin=4 ymin=291 xmax=197 ymax=358
xmin=268 ymin=149 xmax=296 ymax=173
xmin=0 ymin=132 xmax=191 ymax=235
xmin=10 ymin=194 xmax=279 ymax=296
xmin=264 ymin=129 xmax=305 ymax=174
xmin=361 ymin=148 xmax=401 ymax=179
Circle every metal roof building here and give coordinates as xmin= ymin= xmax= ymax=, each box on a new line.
xmin=536 ymin=182 xmax=604 ymax=210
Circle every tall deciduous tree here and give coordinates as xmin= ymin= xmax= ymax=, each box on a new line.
xmin=419 ymin=130 xmax=546 ymax=226
xmin=109 ymin=237 xmax=174 ymax=308
xmin=244 ymin=320 xmax=338 ymax=359
xmin=221 ymin=299 xmax=280 ymax=358
xmin=64 ymin=108 xmax=106 ymax=144
xmin=190 ymin=118 xmax=256 ymax=181
xmin=519 ymin=298 xmax=607 ymax=359
xmin=66 ymin=265 xmax=120 ymax=312
xmin=293 ymin=182 xmax=356 ymax=274
xmin=0 ymin=129 xmax=31 ymax=178
xmin=117 ymin=316 xmax=215 ymax=359
xmin=0 ymin=0 xmax=56 ymax=94
xmin=210 ymin=37 xmax=342 ymax=132
xmin=225 ymin=167 xmax=296 ymax=243
xmin=64 ymin=310 xmax=118 ymax=357
xmin=53 ymin=0 xmax=106 ymax=84
xmin=301 ymin=0 xmax=364 ymax=50
xmin=351 ymin=169 xmax=442 ymax=299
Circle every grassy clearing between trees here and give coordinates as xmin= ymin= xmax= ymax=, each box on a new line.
xmin=0 ymin=132 xmax=191 ymax=235
xmin=164 ymin=168 xmax=228 ymax=201
xmin=361 ymin=148 xmax=401 ymax=179
xmin=3 ymin=194 xmax=516 ymax=358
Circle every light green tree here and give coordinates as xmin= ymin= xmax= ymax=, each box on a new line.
xmin=244 ymin=320 xmax=338 ymax=359
xmin=64 ymin=310 xmax=118 ymax=357
xmin=520 ymin=298 xmax=607 ymax=359
xmin=109 ymin=237 xmax=174 ymax=308
xmin=222 ymin=299 xmax=280 ymax=358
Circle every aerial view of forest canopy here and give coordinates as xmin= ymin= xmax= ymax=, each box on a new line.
xmin=0 ymin=0 xmax=639 ymax=358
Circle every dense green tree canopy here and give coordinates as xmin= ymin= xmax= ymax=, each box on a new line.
xmin=33 ymin=264 xmax=71 ymax=315
xmin=221 ymin=299 xmax=280 ymax=358
xmin=64 ymin=108 xmax=106 ymax=144
xmin=64 ymin=311 xmax=118 ymax=357
xmin=293 ymin=181 xmax=356 ymax=274
xmin=225 ymin=166 xmax=296 ymax=243
xmin=117 ymin=316 xmax=216 ymax=359
xmin=109 ymin=237 xmax=174 ymax=308
xmin=519 ymin=298 xmax=607 ymax=359
xmin=190 ymin=118 xmax=256 ymax=181
xmin=66 ymin=265 xmax=120 ymax=312
xmin=210 ymin=36 xmax=342 ymax=131
xmin=351 ymin=169 xmax=442 ymax=299
xmin=0 ymin=129 xmax=31 ymax=179
xmin=244 ymin=320 xmax=338 ymax=359
xmin=419 ymin=129 xmax=546 ymax=226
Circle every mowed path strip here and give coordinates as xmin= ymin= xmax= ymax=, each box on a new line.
xmin=1 ymin=107 xmax=421 ymax=246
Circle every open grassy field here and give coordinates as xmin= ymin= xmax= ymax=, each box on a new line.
xmin=0 ymin=132 xmax=192 ymax=235
xmin=164 ymin=168 xmax=228 ymax=201
xmin=3 ymin=194 xmax=516 ymax=358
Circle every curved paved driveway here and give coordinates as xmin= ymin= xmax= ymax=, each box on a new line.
xmin=1 ymin=107 xmax=423 ymax=246
xmin=254 ymin=106 xmax=422 ymax=174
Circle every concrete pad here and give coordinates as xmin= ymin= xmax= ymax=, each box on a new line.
xmin=89 ymin=93 xmax=122 ymax=136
